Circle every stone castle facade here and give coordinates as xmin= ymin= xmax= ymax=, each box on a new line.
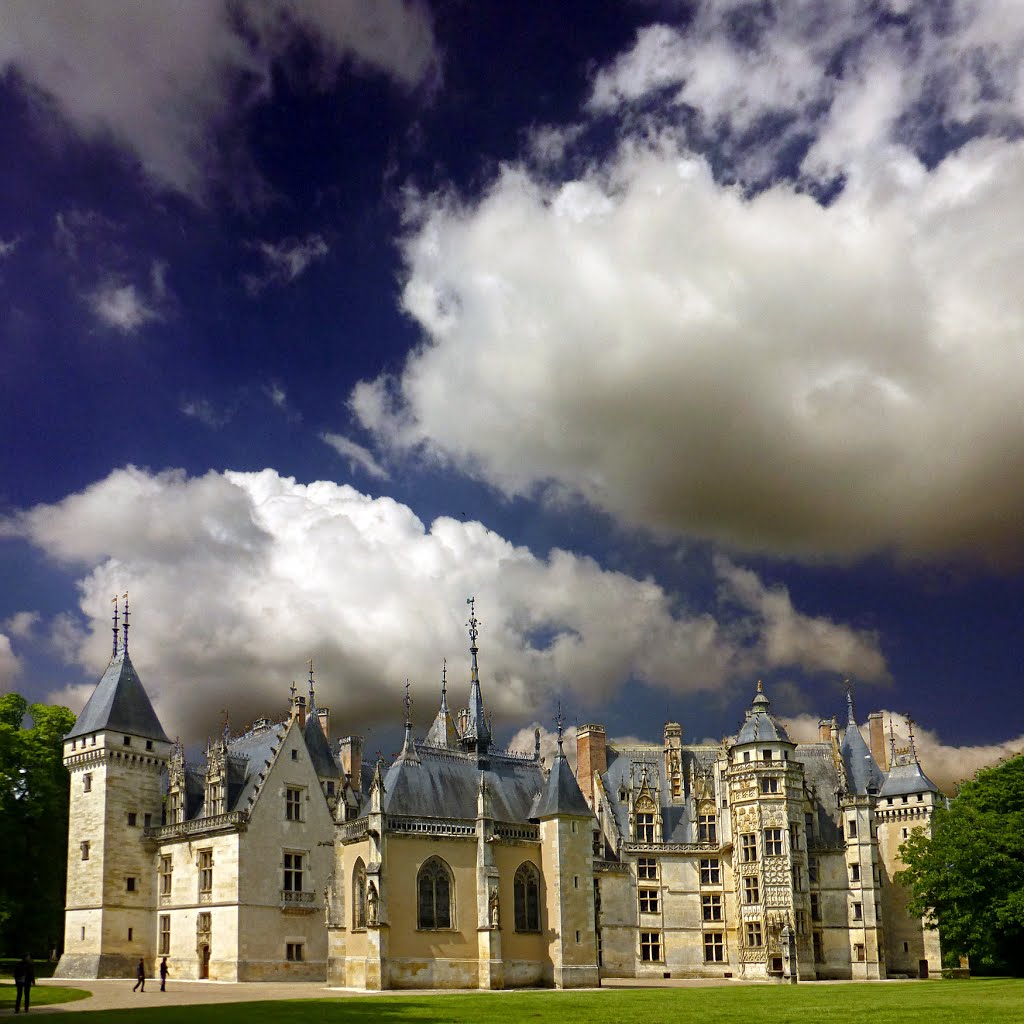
xmin=55 ymin=604 xmax=942 ymax=987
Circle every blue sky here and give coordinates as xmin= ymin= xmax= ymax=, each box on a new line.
xmin=1 ymin=1 xmax=1022 ymax=786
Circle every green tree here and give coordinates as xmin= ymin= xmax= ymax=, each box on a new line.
xmin=0 ymin=693 xmax=75 ymax=958
xmin=898 ymin=754 xmax=1024 ymax=974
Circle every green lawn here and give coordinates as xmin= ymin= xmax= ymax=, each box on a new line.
xmin=41 ymin=978 xmax=1024 ymax=1024
xmin=0 ymin=980 xmax=92 ymax=1008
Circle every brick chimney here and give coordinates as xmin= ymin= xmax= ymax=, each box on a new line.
xmin=339 ymin=735 xmax=363 ymax=793
xmin=317 ymin=706 xmax=330 ymax=741
xmin=868 ymin=712 xmax=887 ymax=769
xmin=818 ymin=719 xmax=832 ymax=742
xmin=576 ymin=724 xmax=607 ymax=807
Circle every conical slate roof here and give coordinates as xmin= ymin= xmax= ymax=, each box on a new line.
xmin=735 ymin=681 xmax=791 ymax=745
xmin=840 ymin=695 xmax=883 ymax=795
xmin=66 ymin=650 xmax=169 ymax=742
xmin=532 ymin=745 xmax=592 ymax=819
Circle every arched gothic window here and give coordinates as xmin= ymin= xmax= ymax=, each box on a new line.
xmin=514 ymin=862 xmax=541 ymax=932
xmin=352 ymin=858 xmax=367 ymax=929
xmin=417 ymin=857 xmax=453 ymax=929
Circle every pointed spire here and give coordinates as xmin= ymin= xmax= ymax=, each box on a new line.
xmin=440 ymin=658 xmax=448 ymax=711
xmin=222 ymin=709 xmax=231 ymax=746
xmin=888 ymin=714 xmax=897 ymax=766
xmin=399 ymin=681 xmax=420 ymax=763
xmin=906 ymin=714 xmax=920 ymax=764
xmin=463 ymin=597 xmax=491 ymax=755
xmin=308 ymin=658 xmax=316 ymax=712
xmin=121 ymin=592 xmax=130 ymax=654
xmin=555 ymin=701 xmax=566 ymax=757
xmin=111 ymin=596 xmax=120 ymax=658
xmin=845 ymin=681 xmax=856 ymax=724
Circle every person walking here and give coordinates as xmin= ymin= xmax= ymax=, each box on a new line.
xmin=13 ymin=953 xmax=34 ymax=1013
xmin=132 ymin=957 xmax=146 ymax=992
xmin=159 ymin=956 xmax=169 ymax=991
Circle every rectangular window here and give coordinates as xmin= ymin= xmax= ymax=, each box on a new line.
xmin=291 ymin=749 xmax=298 ymax=761
xmin=745 ymin=921 xmax=763 ymax=947
xmin=796 ymin=909 xmax=806 ymax=935
xmin=637 ymin=857 xmax=658 ymax=880
xmin=743 ymin=750 xmax=751 ymax=762
xmin=854 ymin=942 xmax=866 ymax=962
xmin=852 ymin=902 xmax=863 ymax=921
xmin=810 ymin=893 xmax=821 ymax=921
xmin=760 ymin=777 xmax=779 ymax=794
xmin=701 ymin=893 xmax=722 ymax=921
xmin=146 ymin=739 xmax=154 ymax=750
xmin=764 ymin=828 xmax=783 ymax=856
xmin=198 ymin=849 xmax=213 ymax=894
xmin=813 ymin=931 xmax=824 ymax=962
xmin=635 ymin=812 xmax=655 ymax=842
xmin=158 ymin=915 xmax=170 ymax=955
xmin=743 ymin=875 xmax=760 ymax=904
xmin=740 ymin=833 xmax=757 ymax=862
xmin=326 ymin=780 xmax=335 ymax=796
xmin=640 ymin=932 xmax=662 ymax=962
xmin=159 ymin=855 xmax=172 ymax=896
xmin=847 ymin=818 xmax=858 ymax=839
xmin=144 ymin=812 xmax=152 ymax=829
xmin=850 ymin=863 xmax=861 ymax=882
xmin=790 ymin=822 xmax=800 ymax=851
xmin=808 ymin=856 xmax=819 ymax=883
xmin=283 ymin=852 xmax=304 ymax=892
xmin=286 ymin=942 xmax=304 ymax=962
xmin=793 ymin=865 xmax=803 ymax=891
xmin=83 ymin=773 xmax=92 ymax=793
xmin=285 ymin=787 xmax=302 ymax=821
xmin=127 ymin=812 xmax=137 ymax=827
xmin=762 ymin=749 xmax=773 ymax=761
xmin=81 ymin=841 xmax=90 ymax=861
xmin=123 ymin=736 xmax=131 ymax=746
xmin=198 ymin=912 xmax=211 ymax=933
xmin=128 ymin=927 xmax=133 ymax=941
xmin=638 ymin=888 xmax=660 ymax=913
xmin=703 ymin=931 xmax=725 ymax=962
xmin=126 ymin=877 xmax=136 ymax=892
xmin=699 ymin=858 xmax=721 ymax=885
xmin=698 ymin=814 xmax=717 ymax=843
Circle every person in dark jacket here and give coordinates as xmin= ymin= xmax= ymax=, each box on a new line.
xmin=159 ymin=956 xmax=169 ymax=991
xmin=132 ymin=958 xmax=145 ymax=992
xmin=13 ymin=953 xmax=34 ymax=1013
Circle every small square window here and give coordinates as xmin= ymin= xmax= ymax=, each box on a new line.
xmin=852 ymin=902 xmax=863 ymax=921
xmin=699 ymin=858 xmax=721 ymax=885
xmin=81 ymin=841 xmax=90 ymax=861
xmin=126 ymin=877 xmax=136 ymax=892
xmin=762 ymin=749 xmax=772 ymax=761
xmin=83 ymin=773 xmax=93 ymax=793
xmin=850 ymin=864 xmax=861 ymax=882
xmin=291 ymin=749 xmax=298 ymax=761
xmin=286 ymin=942 xmax=304 ymax=962
xmin=127 ymin=812 xmax=137 ymax=827
xmin=701 ymin=893 xmax=722 ymax=921
xmin=637 ymin=857 xmax=658 ymax=880
xmin=760 ymin=777 xmax=779 ymax=794
xmin=123 ymin=736 xmax=131 ymax=746
xmin=848 ymin=818 xmax=859 ymax=838
xmin=146 ymin=740 xmax=153 ymax=751
xmin=639 ymin=888 xmax=660 ymax=913
xmin=854 ymin=942 xmax=866 ymax=962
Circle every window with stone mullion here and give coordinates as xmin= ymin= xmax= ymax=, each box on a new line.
xmin=417 ymin=858 xmax=452 ymax=929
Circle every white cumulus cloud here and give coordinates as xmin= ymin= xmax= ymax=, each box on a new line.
xmin=321 ymin=432 xmax=390 ymax=480
xmin=8 ymin=466 xmax=885 ymax=744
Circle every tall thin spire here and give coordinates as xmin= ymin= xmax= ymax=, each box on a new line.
xmin=308 ymin=658 xmax=316 ymax=712
xmin=121 ymin=592 xmax=130 ymax=654
xmin=906 ymin=714 xmax=920 ymax=764
xmin=464 ymin=597 xmax=491 ymax=754
xmin=845 ymin=681 xmax=855 ymax=724
xmin=440 ymin=659 xmax=448 ymax=711
xmin=555 ymin=701 xmax=565 ymax=757
xmin=399 ymin=680 xmax=419 ymax=763
xmin=404 ymin=679 xmax=412 ymax=728
xmin=888 ymin=714 xmax=897 ymax=766
xmin=111 ymin=596 xmax=119 ymax=658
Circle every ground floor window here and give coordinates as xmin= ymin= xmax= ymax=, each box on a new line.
xmin=640 ymin=931 xmax=662 ymax=962
xmin=813 ymin=931 xmax=824 ymax=962
xmin=417 ymin=857 xmax=453 ymax=930
xmin=514 ymin=862 xmax=541 ymax=932
xmin=158 ymin=915 xmax=170 ymax=955
xmin=854 ymin=942 xmax=866 ymax=962
xmin=286 ymin=942 xmax=304 ymax=962
xmin=703 ymin=931 xmax=724 ymax=962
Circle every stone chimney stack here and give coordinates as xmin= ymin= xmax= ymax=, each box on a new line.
xmin=317 ymin=706 xmax=330 ymax=741
xmin=339 ymin=735 xmax=363 ymax=793
xmin=576 ymin=724 xmax=607 ymax=807
xmin=295 ymin=695 xmax=306 ymax=730
xmin=818 ymin=719 xmax=832 ymax=742
xmin=868 ymin=712 xmax=887 ymax=769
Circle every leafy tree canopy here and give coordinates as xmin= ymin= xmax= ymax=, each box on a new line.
xmin=0 ymin=694 xmax=75 ymax=957
xmin=899 ymin=754 xmax=1024 ymax=974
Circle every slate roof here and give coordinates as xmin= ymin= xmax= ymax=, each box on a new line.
xmin=734 ymin=683 xmax=791 ymax=745
xmin=382 ymin=744 xmax=546 ymax=821
xmin=225 ymin=722 xmax=288 ymax=812
xmin=841 ymin=720 xmax=884 ymax=795
xmin=532 ymin=747 xmax=592 ymax=819
xmin=879 ymin=758 xmax=939 ymax=798
xmin=66 ymin=650 xmax=170 ymax=742
xmin=303 ymin=713 xmax=341 ymax=779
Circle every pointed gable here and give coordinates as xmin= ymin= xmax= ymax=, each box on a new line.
xmin=66 ymin=650 xmax=169 ymax=742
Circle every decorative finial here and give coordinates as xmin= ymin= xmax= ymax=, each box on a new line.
xmin=222 ymin=709 xmax=230 ymax=745
xmin=289 ymin=679 xmax=297 ymax=701
xmin=111 ymin=596 xmax=119 ymax=658
xmin=441 ymin=658 xmax=447 ymax=696
xmin=404 ymin=679 xmax=412 ymax=728
xmin=121 ymin=592 xmax=130 ymax=653
xmin=466 ymin=597 xmax=479 ymax=650
xmin=757 ymin=679 xmax=763 ymax=693
xmin=308 ymin=658 xmax=316 ymax=709
xmin=845 ymin=681 xmax=854 ymax=722
xmin=888 ymin=714 xmax=897 ymax=764
xmin=906 ymin=714 xmax=919 ymax=763
xmin=555 ymin=701 xmax=565 ymax=755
